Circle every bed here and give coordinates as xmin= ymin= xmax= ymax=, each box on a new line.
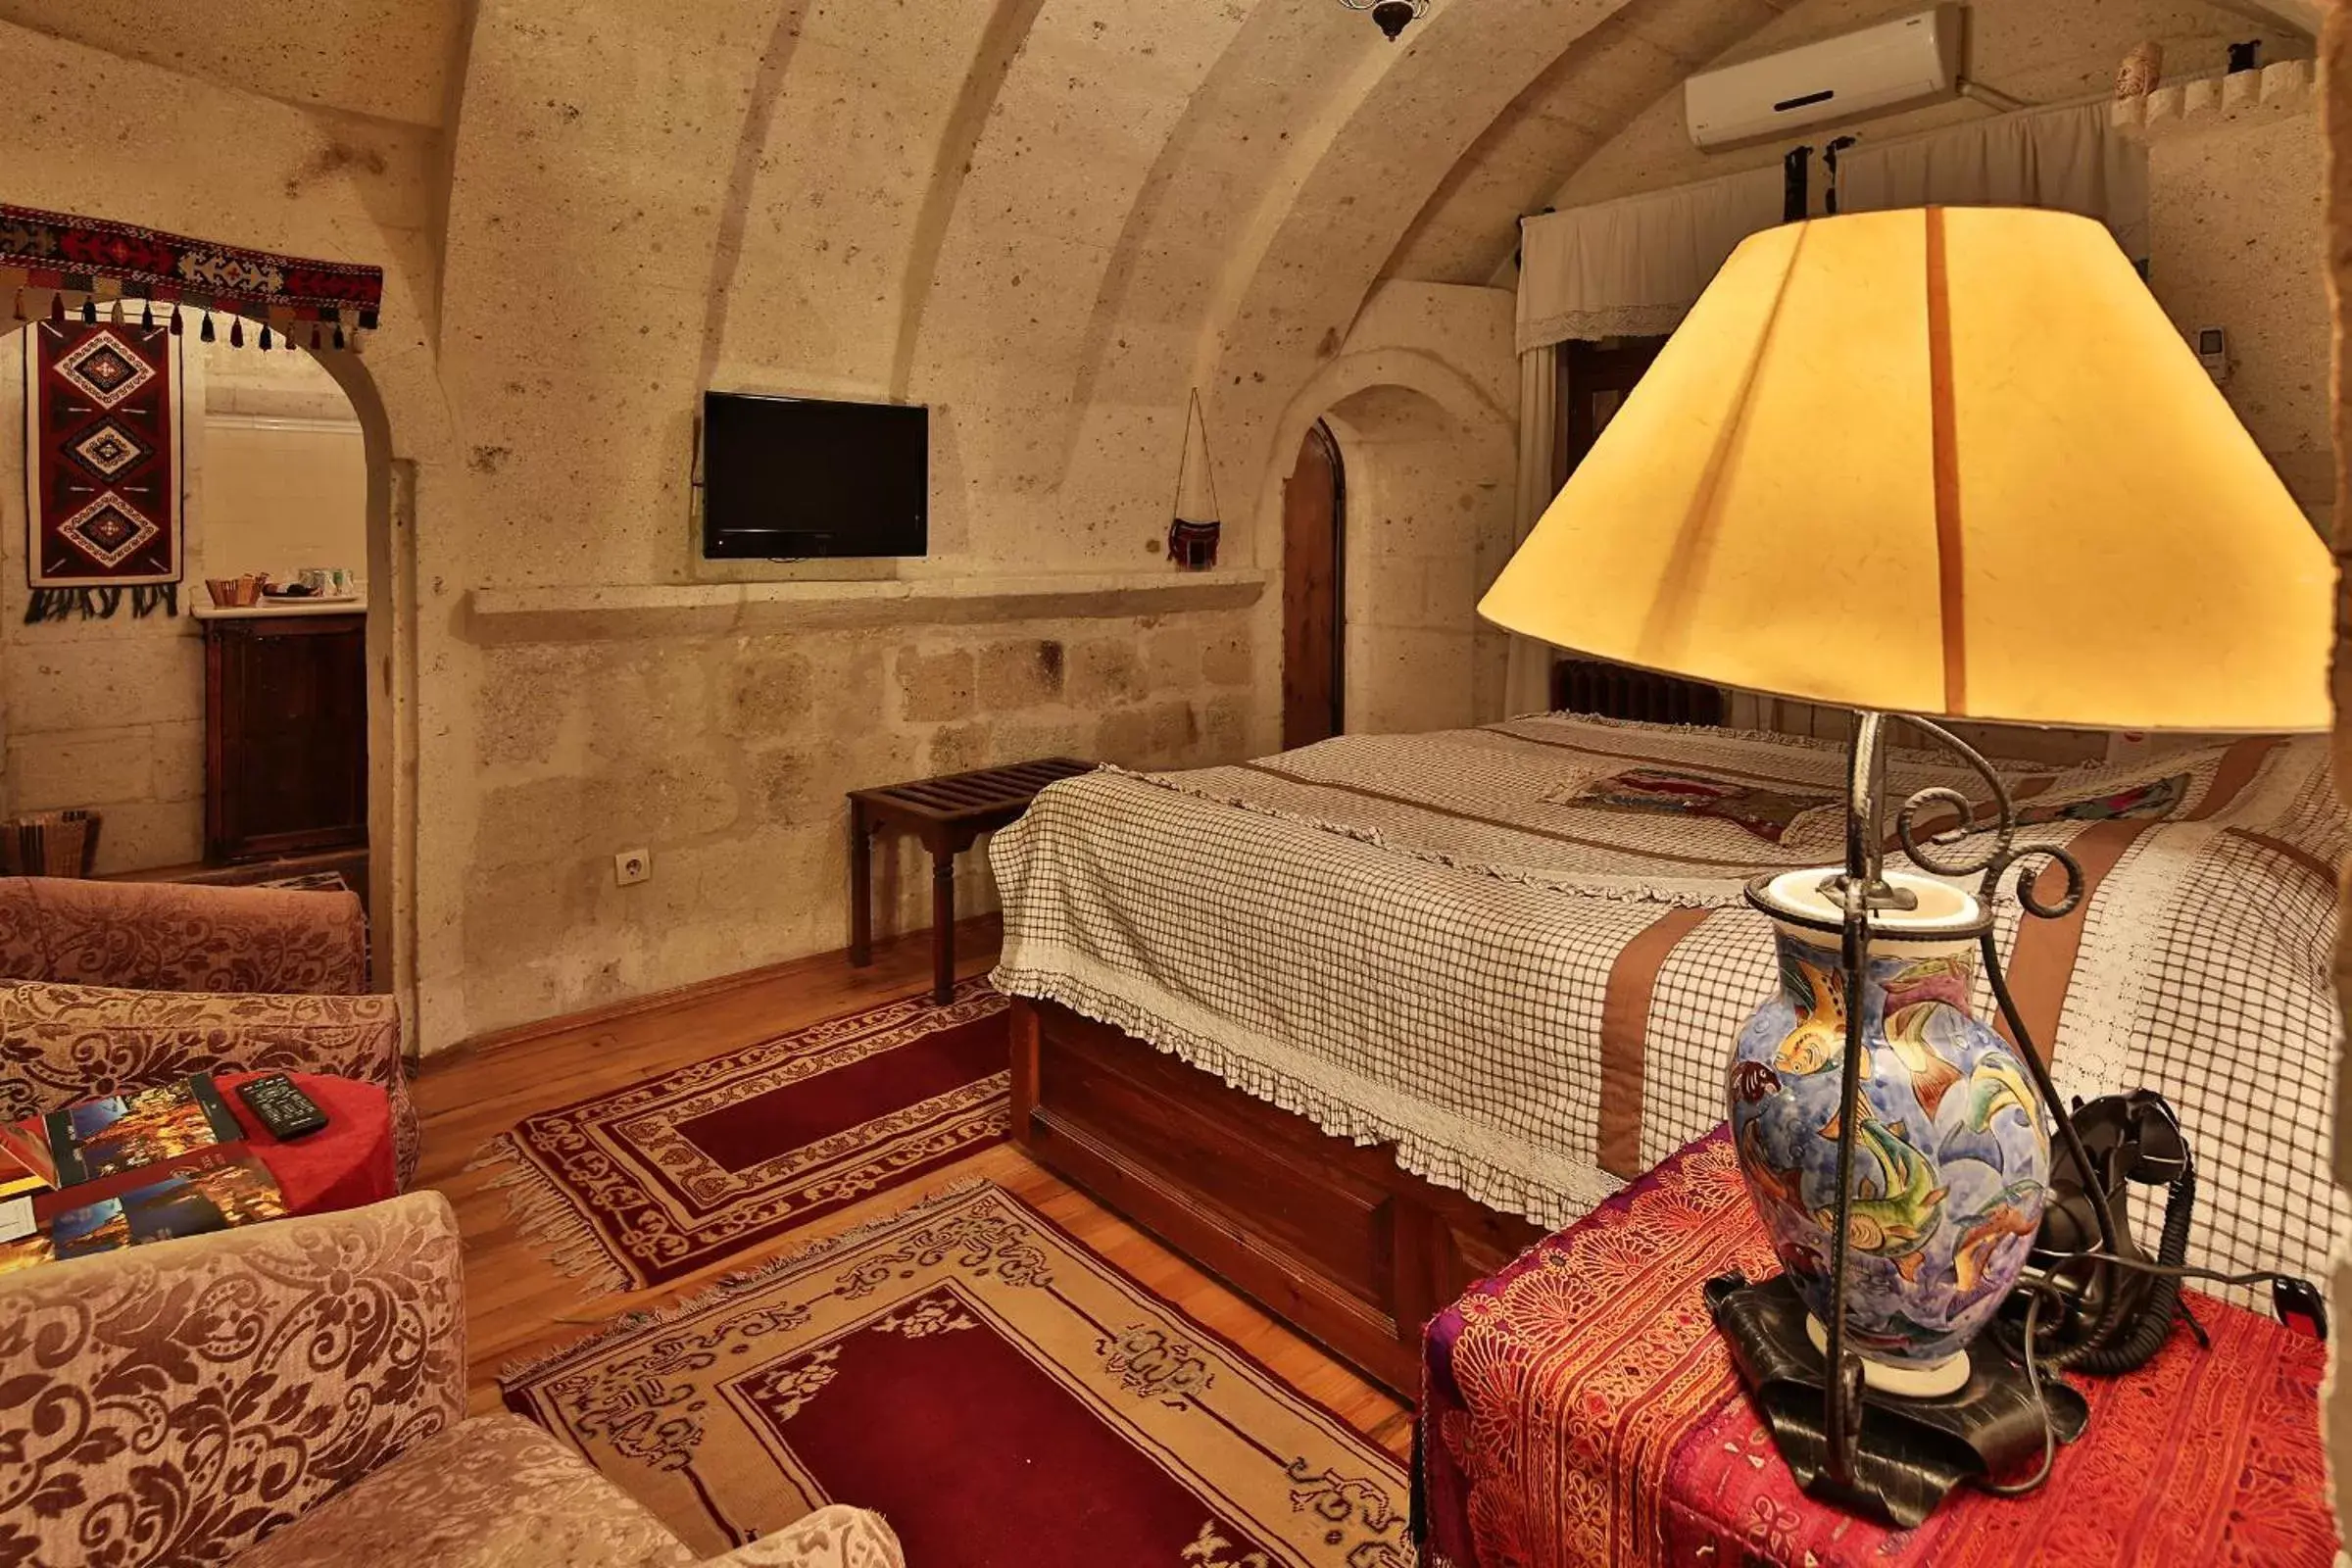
xmin=989 ymin=715 xmax=2347 ymax=1392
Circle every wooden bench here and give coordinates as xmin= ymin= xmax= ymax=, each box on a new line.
xmin=848 ymin=758 xmax=1093 ymax=1004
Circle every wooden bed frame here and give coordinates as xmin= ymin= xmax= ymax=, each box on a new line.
xmin=1009 ymin=996 xmax=1544 ymax=1394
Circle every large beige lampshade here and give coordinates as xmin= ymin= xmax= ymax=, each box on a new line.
xmin=1479 ymin=206 xmax=2334 ymax=732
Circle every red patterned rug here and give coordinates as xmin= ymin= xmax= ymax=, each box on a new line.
xmin=502 ymin=1182 xmax=1412 ymax=1565
xmin=475 ymin=978 xmax=1008 ymax=1292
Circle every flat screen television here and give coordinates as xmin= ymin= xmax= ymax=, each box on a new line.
xmin=701 ymin=391 xmax=928 ymax=560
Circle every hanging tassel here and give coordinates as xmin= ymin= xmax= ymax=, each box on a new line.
xmin=140 ymin=300 xmax=154 ymax=331
xmin=310 ymin=322 xmax=323 ymax=352
xmin=48 ymin=292 xmax=65 ymax=324
xmin=200 ymin=312 xmax=217 ymax=344
xmin=169 ymin=304 xmax=184 ymax=337
xmin=259 ymin=323 xmax=273 ymax=352
xmin=10 ymin=290 xmax=23 ymax=323
xmin=78 ymin=297 xmax=96 ymax=324
xmin=108 ymin=298 xmax=124 ymax=325
xmin=332 ymin=321 xmax=347 ymax=351
xmin=229 ymin=318 xmax=244 ymax=348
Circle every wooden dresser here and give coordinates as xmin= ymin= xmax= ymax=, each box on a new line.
xmin=202 ymin=610 xmax=368 ymax=863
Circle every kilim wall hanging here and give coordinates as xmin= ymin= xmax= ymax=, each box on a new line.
xmin=22 ymin=320 xmax=182 ymax=622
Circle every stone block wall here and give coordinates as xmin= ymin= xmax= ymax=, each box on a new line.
xmin=459 ymin=606 xmax=1255 ymax=1033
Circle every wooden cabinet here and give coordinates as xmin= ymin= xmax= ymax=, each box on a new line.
xmin=203 ymin=612 xmax=368 ymax=863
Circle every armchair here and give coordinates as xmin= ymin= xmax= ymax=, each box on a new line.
xmin=0 ymin=877 xmax=418 ymax=1186
xmin=0 ymin=1194 xmax=906 ymax=1568
xmin=0 ymin=876 xmax=370 ymax=995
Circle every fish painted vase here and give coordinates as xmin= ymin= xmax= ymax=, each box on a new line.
xmin=1728 ymin=867 xmax=2050 ymax=1396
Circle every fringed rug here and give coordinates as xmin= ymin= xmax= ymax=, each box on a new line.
xmin=474 ymin=978 xmax=1008 ymax=1292
xmin=502 ymin=1182 xmax=1414 ymax=1566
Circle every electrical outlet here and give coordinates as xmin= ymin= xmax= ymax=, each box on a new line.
xmin=613 ymin=849 xmax=652 ymax=887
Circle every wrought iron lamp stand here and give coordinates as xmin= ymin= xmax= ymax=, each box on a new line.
xmin=1708 ymin=710 xmax=2120 ymax=1526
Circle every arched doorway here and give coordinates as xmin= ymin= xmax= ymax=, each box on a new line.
xmin=1281 ymin=420 xmax=1345 ymax=748
xmin=1319 ymin=384 xmax=1516 ymax=737
xmin=1 ymin=317 xmax=405 ymax=989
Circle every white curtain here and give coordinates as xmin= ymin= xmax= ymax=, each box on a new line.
xmin=1516 ymin=167 xmax=1787 ymax=354
xmin=1502 ymin=342 xmax=1560 ymax=716
xmin=1516 ymin=100 xmax=2148 ymax=356
xmin=1836 ymin=101 xmax=2148 ymax=259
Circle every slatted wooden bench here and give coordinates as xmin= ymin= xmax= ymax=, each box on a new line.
xmin=848 ymin=758 xmax=1093 ymax=1004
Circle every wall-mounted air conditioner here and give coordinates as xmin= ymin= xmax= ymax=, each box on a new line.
xmin=1685 ymin=5 xmax=1963 ymax=151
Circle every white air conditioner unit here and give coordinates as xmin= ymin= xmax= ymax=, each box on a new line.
xmin=1685 ymin=5 xmax=1962 ymax=151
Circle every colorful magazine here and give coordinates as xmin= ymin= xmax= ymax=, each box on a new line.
xmin=0 ymin=1152 xmax=286 ymax=1276
xmin=0 ymin=1116 xmax=55 ymax=1196
xmin=43 ymin=1075 xmax=242 ymax=1187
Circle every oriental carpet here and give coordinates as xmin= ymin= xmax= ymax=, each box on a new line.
xmin=503 ymin=1182 xmax=1414 ymax=1566
xmin=474 ymin=977 xmax=1008 ymax=1292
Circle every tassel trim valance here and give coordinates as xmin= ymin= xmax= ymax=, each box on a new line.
xmin=0 ymin=203 xmax=382 ymax=352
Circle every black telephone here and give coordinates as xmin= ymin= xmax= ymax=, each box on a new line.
xmin=2002 ymin=1090 xmax=2326 ymax=1371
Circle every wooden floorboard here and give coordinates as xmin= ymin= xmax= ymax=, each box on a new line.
xmin=411 ymin=924 xmax=1413 ymax=1458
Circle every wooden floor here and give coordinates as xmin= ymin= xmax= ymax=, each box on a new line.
xmin=412 ymin=918 xmax=1414 ymax=1460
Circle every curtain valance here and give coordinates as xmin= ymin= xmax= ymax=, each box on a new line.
xmin=0 ymin=203 xmax=382 ymax=351
xmin=1516 ymin=100 xmax=2145 ymax=353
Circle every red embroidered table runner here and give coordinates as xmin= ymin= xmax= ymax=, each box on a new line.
xmin=1416 ymin=1128 xmax=2336 ymax=1567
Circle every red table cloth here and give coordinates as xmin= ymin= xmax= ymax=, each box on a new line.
xmin=1416 ymin=1127 xmax=2336 ymax=1568
xmin=215 ymin=1070 xmax=396 ymax=1216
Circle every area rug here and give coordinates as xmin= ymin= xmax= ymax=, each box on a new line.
xmin=475 ymin=977 xmax=1008 ymax=1292
xmin=502 ymin=1182 xmax=1413 ymax=1566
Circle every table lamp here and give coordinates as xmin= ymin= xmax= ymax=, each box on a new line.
xmin=1478 ymin=205 xmax=2334 ymax=1522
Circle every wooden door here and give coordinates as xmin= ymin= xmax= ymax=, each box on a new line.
xmin=205 ymin=613 xmax=369 ymax=862
xmin=1281 ymin=421 xmax=1345 ymax=749
xmin=1549 ymin=338 xmax=1677 ymax=717
xmin=1554 ymin=337 xmax=1667 ymax=493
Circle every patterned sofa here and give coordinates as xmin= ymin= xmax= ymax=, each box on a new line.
xmin=0 ymin=875 xmax=420 ymax=1186
xmin=0 ymin=1192 xmax=906 ymax=1567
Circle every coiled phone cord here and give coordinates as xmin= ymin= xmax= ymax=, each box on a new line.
xmin=1980 ymin=1240 xmax=2297 ymax=1498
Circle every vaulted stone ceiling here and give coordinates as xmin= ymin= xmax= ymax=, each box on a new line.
xmin=0 ymin=0 xmax=2315 ymax=586
xmin=0 ymin=0 xmax=469 ymax=126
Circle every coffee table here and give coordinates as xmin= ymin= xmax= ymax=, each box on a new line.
xmin=17 ymin=1071 xmax=395 ymax=1235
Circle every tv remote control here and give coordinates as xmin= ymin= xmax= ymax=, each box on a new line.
xmin=236 ymin=1074 xmax=329 ymax=1140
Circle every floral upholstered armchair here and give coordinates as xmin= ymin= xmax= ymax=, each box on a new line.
xmin=0 ymin=876 xmax=420 ymax=1186
xmin=0 ymin=1193 xmax=907 ymax=1568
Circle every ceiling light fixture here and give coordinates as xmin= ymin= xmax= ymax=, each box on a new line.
xmin=1341 ymin=0 xmax=1427 ymax=43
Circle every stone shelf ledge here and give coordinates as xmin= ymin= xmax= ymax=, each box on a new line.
xmin=466 ymin=567 xmax=1269 ymax=644
xmin=2111 ymin=60 xmax=2317 ymax=142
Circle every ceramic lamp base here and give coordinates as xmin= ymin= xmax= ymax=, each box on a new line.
xmin=1804 ymin=1315 xmax=1971 ymax=1397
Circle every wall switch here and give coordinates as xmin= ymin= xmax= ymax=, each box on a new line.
xmin=613 ymin=849 xmax=652 ymax=886
xmin=2195 ymin=325 xmax=2230 ymax=382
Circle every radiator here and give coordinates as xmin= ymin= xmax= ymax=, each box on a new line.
xmin=1550 ymin=657 xmax=1726 ymax=727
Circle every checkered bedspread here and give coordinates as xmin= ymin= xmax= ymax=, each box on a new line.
xmin=990 ymin=715 xmax=2347 ymax=1296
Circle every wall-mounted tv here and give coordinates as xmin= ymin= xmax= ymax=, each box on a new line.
xmin=701 ymin=391 xmax=928 ymax=560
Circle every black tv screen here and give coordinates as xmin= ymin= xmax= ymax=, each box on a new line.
xmin=701 ymin=392 xmax=928 ymax=560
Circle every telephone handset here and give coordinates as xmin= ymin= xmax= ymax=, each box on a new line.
xmin=2003 ymin=1089 xmax=2325 ymax=1371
